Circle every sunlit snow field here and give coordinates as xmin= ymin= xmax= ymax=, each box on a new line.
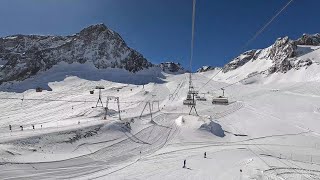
xmin=0 ymin=61 xmax=320 ymax=180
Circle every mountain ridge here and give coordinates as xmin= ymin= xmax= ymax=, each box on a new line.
xmin=198 ymin=33 xmax=320 ymax=76
xmin=0 ymin=24 xmax=153 ymax=84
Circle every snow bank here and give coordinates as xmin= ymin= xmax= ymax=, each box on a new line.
xmin=175 ymin=116 xmax=225 ymax=137
xmin=0 ymin=61 xmax=166 ymax=93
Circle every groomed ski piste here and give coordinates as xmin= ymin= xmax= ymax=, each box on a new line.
xmin=0 ymin=60 xmax=320 ymax=180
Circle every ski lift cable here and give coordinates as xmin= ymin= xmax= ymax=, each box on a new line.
xmin=0 ymin=97 xmax=148 ymax=104
xmin=230 ymin=124 xmax=310 ymax=180
xmin=189 ymin=0 xmax=196 ymax=72
xmin=186 ymin=0 xmax=196 ymax=93
xmin=198 ymin=68 xmax=223 ymax=92
xmin=197 ymin=0 xmax=294 ymax=92
xmin=254 ymin=143 xmax=314 ymax=180
xmin=227 ymin=124 xmax=272 ymax=168
xmin=240 ymin=0 xmax=294 ymax=52
xmin=231 ymin=124 xmax=312 ymax=180
xmin=252 ymin=137 xmax=314 ymax=180
xmin=210 ymin=73 xmax=258 ymax=93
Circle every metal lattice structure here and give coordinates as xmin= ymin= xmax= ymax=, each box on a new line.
xmin=104 ymin=96 xmax=121 ymax=120
xmin=95 ymin=86 xmax=105 ymax=107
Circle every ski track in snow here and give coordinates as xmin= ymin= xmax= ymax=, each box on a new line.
xmin=0 ymin=67 xmax=320 ymax=179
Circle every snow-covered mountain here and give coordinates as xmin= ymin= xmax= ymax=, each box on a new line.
xmin=223 ymin=35 xmax=315 ymax=74
xmin=1 ymin=24 xmax=320 ymax=86
xmin=0 ymin=24 xmax=153 ymax=84
xmin=199 ymin=34 xmax=320 ymax=83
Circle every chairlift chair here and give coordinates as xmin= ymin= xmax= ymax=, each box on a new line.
xmin=212 ymin=88 xmax=228 ymax=105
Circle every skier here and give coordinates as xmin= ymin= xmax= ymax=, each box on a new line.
xmin=9 ymin=124 xmax=12 ymax=131
xmin=32 ymin=124 xmax=35 ymax=130
xmin=20 ymin=126 xmax=23 ymax=131
xmin=183 ymin=159 xmax=186 ymax=168
xmin=204 ymin=152 xmax=207 ymax=158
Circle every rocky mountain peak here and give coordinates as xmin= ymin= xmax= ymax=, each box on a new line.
xmin=270 ymin=37 xmax=295 ymax=58
xmin=0 ymin=24 xmax=152 ymax=84
xmin=295 ymin=33 xmax=320 ymax=46
xmin=159 ymin=62 xmax=186 ymax=74
xmin=211 ymin=33 xmax=320 ymax=78
xmin=79 ymin=23 xmax=107 ymax=35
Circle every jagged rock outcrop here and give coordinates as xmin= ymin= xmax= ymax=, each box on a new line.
xmin=196 ymin=66 xmax=221 ymax=73
xmin=223 ymin=50 xmax=260 ymax=73
xmin=159 ymin=62 xmax=186 ymax=74
xmin=0 ymin=24 xmax=152 ymax=84
xmin=295 ymin=33 xmax=320 ymax=46
xmin=267 ymin=37 xmax=297 ymax=73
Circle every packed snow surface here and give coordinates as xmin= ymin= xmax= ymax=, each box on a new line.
xmin=0 ymin=62 xmax=320 ymax=180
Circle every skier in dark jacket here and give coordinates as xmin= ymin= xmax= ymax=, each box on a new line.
xmin=183 ymin=159 xmax=186 ymax=168
xmin=204 ymin=152 xmax=207 ymax=158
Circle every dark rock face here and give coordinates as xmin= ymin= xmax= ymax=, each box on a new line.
xmin=159 ymin=62 xmax=186 ymax=74
xmin=295 ymin=33 xmax=320 ymax=46
xmin=223 ymin=50 xmax=260 ymax=73
xmin=196 ymin=66 xmax=221 ymax=73
xmin=0 ymin=24 xmax=152 ymax=84
xmin=267 ymin=37 xmax=297 ymax=73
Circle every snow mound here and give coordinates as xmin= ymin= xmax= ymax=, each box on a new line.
xmin=174 ymin=115 xmax=201 ymax=128
xmin=175 ymin=115 xmax=225 ymax=137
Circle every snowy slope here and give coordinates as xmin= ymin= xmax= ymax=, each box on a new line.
xmin=1 ymin=27 xmax=320 ymax=180
xmin=0 ymin=69 xmax=320 ymax=179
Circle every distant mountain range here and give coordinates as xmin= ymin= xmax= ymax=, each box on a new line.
xmin=198 ymin=33 xmax=320 ymax=75
xmin=1 ymin=23 xmax=319 ymax=84
xmin=0 ymin=24 xmax=185 ymax=84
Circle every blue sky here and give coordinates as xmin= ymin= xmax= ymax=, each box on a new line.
xmin=0 ymin=0 xmax=319 ymax=70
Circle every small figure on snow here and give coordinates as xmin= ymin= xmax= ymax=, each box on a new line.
xmin=183 ymin=159 xmax=186 ymax=168
xmin=32 ymin=124 xmax=35 ymax=130
xmin=20 ymin=126 xmax=23 ymax=131
xmin=9 ymin=124 xmax=12 ymax=131
xmin=204 ymin=152 xmax=207 ymax=158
